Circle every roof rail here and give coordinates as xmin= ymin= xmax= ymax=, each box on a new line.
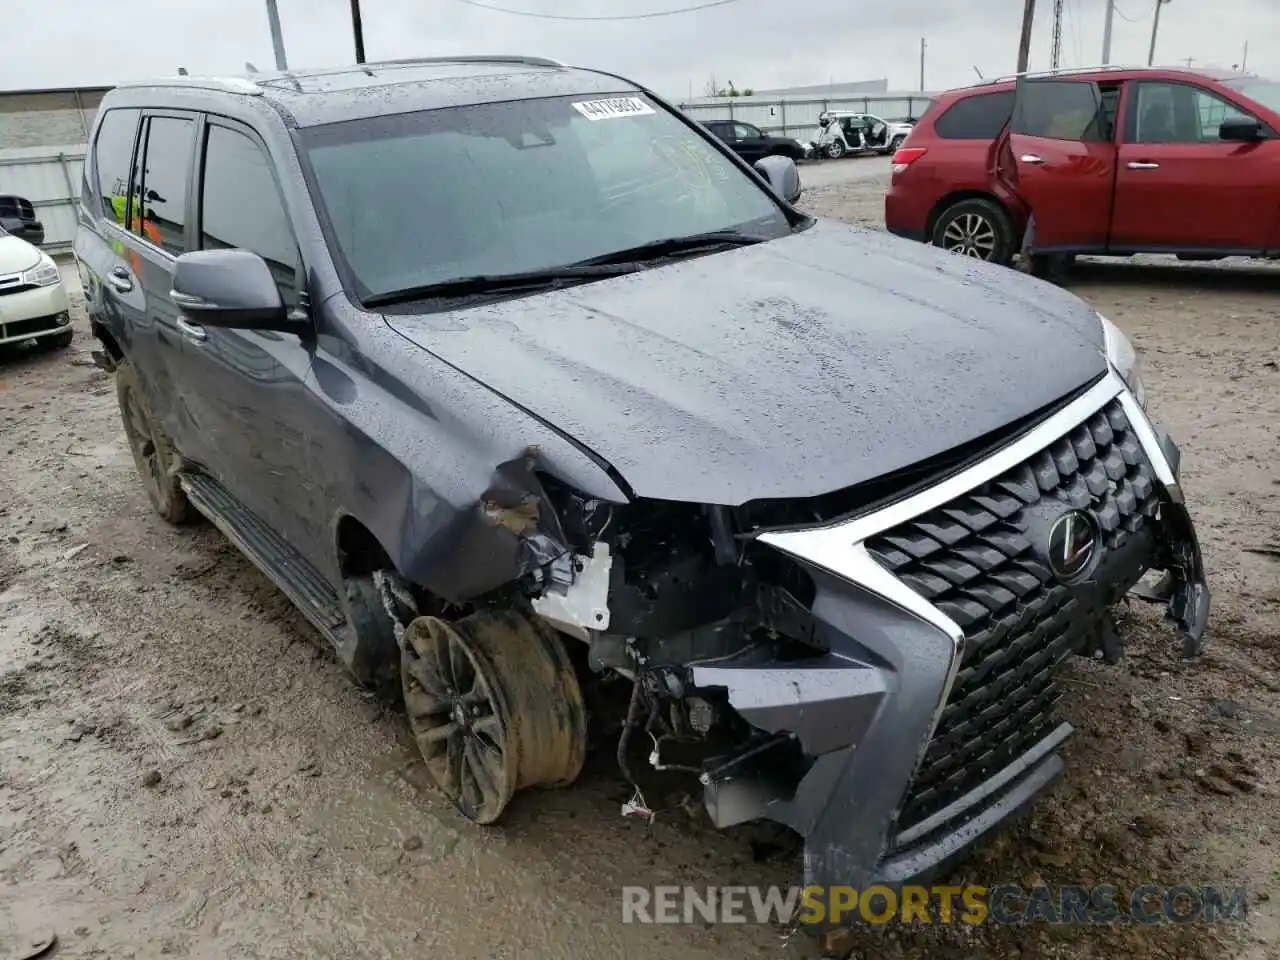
xmin=370 ymin=55 xmax=567 ymax=69
xmin=117 ymin=76 xmax=264 ymax=95
xmin=981 ymin=64 xmax=1138 ymax=85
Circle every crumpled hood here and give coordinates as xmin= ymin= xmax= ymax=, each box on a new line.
xmin=0 ymin=235 xmax=41 ymax=275
xmin=385 ymin=220 xmax=1108 ymax=505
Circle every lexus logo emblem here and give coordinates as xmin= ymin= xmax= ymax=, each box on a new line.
xmin=1047 ymin=509 xmax=1099 ymax=581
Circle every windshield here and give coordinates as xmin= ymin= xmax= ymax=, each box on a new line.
xmin=299 ymin=92 xmax=792 ymax=303
xmin=1223 ymin=77 xmax=1280 ymax=115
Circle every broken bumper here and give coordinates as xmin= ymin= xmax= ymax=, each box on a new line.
xmin=691 ymin=372 xmax=1208 ymax=900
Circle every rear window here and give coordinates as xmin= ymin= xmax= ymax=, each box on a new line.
xmin=933 ymin=90 xmax=1015 ymax=139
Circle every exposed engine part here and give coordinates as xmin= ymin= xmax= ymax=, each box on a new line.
xmin=686 ymin=697 xmax=715 ymax=734
xmin=531 ymin=541 xmax=613 ymax=640
xmin=401 ymin=610 xmax=586 ymax=824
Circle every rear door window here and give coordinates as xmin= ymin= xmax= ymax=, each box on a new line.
xmin=136 ymin=115 xmax=195 ymax=255
xmin=933 ymin=91 xmax=1015 ymax=139
xmin=93 ymin=108 xmax=141 ymax=227
xmin=1013 ymin=80 xmax=1107 ymax=141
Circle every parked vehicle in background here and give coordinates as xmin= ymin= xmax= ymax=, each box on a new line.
xmin=811 ymin=111 xmax=914 ymax=159
xmin=0 ymin=224 xmax=72 ymax=350
xmin=885 ymin=66 xmax=1280 ymax=268
xmin=0 ymin=194 xmax=45 ymax=247
xmin=701 ymin=119 xmax=808 ymax=162
xmin=73 ymin=56 xmax=1207 ymax=917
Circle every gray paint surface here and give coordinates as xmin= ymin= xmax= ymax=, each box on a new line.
xmin=387 ymin=219 xmax=1108 ymax=505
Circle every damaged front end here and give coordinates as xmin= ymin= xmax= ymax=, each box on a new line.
xmin=490 ymin=371 xmax=1207 ymax=906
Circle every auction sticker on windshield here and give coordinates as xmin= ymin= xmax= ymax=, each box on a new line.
xmin=572 ymin=97 xmax=656 ymax=121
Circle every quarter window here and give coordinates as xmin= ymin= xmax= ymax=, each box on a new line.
xmin=199 ymin=124 xmax=299 ymax=306
xmin=92 ymin=108 xmax=140 ymax=227
xmin=732 ymin=122 xmax=760 ymax=139
xmin=136 ymin=116 xmax=195 ymax=255
xmin=933 ymin=92 xmax=1015 ymax=139
xmin=1131 ymin=81 xmax=1257 ymax=144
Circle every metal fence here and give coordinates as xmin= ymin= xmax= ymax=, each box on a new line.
xmin=677 ymin=93 xmax=936 ymax=141
xmin=0 ymin=145 xmax=85 ymax=253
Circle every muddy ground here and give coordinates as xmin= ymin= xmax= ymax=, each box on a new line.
xmin=1 ymin=177 xmax=1278 ymax=959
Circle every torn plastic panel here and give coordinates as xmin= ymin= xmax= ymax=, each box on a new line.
xmin=404 ymin=389 xmax=1210 ymax=906
xmin=401 ymin=449 xmax=594 ymax=603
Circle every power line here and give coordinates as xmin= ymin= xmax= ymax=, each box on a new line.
xmin=453 ymin=0 xmax=746 ymax=20
xmin=1113 ymin=0 xmax=1153 ymax=24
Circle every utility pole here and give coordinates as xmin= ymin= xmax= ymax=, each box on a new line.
xmin=1101 ymin=0 xmax=1115 ymax=64
xmin=1148 ymin=0 xmax=1170 ymax=67
xmin=1016 ymin=0 xmax=1037 ymax=74
xmin=1241 ymin=40 xmax=1249 ymax=71
xmin=1050 ymin=0 xmax=1064 ymax=69
xmin=350 ymin=0 xmax=366 ymax=64
xmin=919 ymin=38 xmax=926 ymax=90
xmin=265 ymin=0 xmax=289 ymax=71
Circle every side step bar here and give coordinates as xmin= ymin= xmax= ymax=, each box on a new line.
xmin=178 ymin=473 xmax=349 ymax=648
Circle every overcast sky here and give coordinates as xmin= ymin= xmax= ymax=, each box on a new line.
xmin=5 ymin=0 xmax=1275 ymax=97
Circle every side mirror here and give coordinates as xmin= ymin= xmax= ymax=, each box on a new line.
xmin=754 ymin=154 xmax=803 ymax=204
xmin=171 ymin=249 xmax=296 ymax=331
xmin=1219 ymin=116 xmax=1263 ymax=142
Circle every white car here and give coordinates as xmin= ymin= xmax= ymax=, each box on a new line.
xmin=0 ymin=225 xmax=72 ymax=350
xmin=810 ymin=111 xmax=915 ymax=159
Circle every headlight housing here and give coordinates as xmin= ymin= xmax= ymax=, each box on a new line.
xmin=22 ymin=255 xmax=61 ymax=288
xmin=1098 ymin=312 xmax=1146 ymax=409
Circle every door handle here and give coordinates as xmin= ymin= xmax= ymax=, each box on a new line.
xmin=105 ymin=267 xmax=133 ymax=294
xmin=1127 ymin=161 xmax=1160 ymax=170
xmin=1020 ymin=154 xmax=1044 ymax=164
xmin=176 ymin=316 xmax=207 ymax=343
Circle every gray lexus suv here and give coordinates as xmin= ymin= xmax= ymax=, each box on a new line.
xmin=74 ymin=55 xmax=1208 ymax=911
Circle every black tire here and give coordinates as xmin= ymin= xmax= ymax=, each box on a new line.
xmin=114 ymin=358 xmax=190 ymax=525
xmin=1028 ymin=252 xmax=1076 ymax=284
xmin=931 ymin=198 xmax=1015 ymax=266
xmin=888 ymin=134 xmax=906 ymax=153
xmin=44 ymin=328 xmax=74 ymax=350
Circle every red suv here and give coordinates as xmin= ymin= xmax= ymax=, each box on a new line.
xmin=885 ymin=66 xmax=1280 ymax=266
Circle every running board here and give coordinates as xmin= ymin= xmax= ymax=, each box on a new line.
xmin=178 ymin=473 xmax=349 ymax=649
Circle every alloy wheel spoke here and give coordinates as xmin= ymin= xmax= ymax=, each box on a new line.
xmin=464 ymin=736 xmax=501 ymax=802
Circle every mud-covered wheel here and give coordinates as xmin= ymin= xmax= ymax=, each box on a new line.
xmin=115 ymin=359 xmax=189 ymax=524
xmin=401 ymin=611 xmax=586 ymax=824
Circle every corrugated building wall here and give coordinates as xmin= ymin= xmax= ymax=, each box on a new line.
xmin=1 ymin=87 xmax=109 ymax=251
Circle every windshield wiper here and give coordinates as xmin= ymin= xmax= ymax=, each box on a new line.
xmin=362 ymin=231 xmax=767 ymax=308
xmin=579 ymin=229 xmax=767 ymax=267
xmin=363 ymin=262 xmax=641 ymax=308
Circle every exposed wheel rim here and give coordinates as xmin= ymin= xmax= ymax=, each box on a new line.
xmin=402 ymin=617 xmax=516 ymax=824
xmin=941 ymin=212 xmax=998 ymax=260
xmin=119 ymin=385 xmax=166 ymax=507
xmin=402 ymin=612 xmax=586 ymax=825
xmin=825 ymin=141 xmax=845 ymax=159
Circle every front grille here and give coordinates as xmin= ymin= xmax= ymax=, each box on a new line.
xmin=0 ymin=272 xmax=35 ymax=298
xmin=867 ymin=398 xmax=1160 ymax=837
xmin=2 ymin=315 xmax=65 ymax=340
